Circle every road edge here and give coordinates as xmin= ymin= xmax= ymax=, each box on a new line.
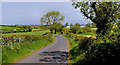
xmin=14 ymin=36 xmax=56 ymax=63
xmin=62 ymin=35 xmax=70 ymax=64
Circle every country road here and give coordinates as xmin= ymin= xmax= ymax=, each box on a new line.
xmin=16 ymin=35 xmax=69 ymax=63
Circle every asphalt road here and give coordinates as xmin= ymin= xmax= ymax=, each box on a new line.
xmin=16 ymin=35 xmax=69 ymax=63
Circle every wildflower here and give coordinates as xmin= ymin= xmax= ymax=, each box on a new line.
xmin=14 ymin=40 xmax=16 ymax=42
xmin=93 ymin=40 xmax=96 ymax=43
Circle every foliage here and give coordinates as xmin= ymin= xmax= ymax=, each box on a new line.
xmin=65 ymin=22 xmax=69 ymax=27
xmin=85 ymin=34 xmax=120 ymax=65
xmin=76 ymin=26 xmax=92 ymax=34
xmin=85 ymin=23 xmax=91 ymax=27
xmin=40 ymin=11 xmax=65 ymax=34
xmin=40 ymin=11 xmax=64 ymax=25
xmin=65 ymin=32 xmax=120 ymax=65
xmin=83 ymin=26 xmax=91 ymax=32
xmin=70 ymin=23 xmax=73 ymax=27
xmin=75 ymin=23 xmax=81 ymax=27
xmin=72 ymin=2 xmax=120 ymax=35
xmin=49 ymin=22 xmax=64 ymax=34
xmin=2 ymin=34 xmax=54 ymax=63
xmin=70 ymin=26 xmax=80 ymax=34
xmin=91 ymin=23 xmax=96 ymax=28
xmin=77 ymin=30 xmax=86 ymax=34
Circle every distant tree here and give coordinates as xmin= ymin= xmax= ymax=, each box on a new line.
xmin=50 ymin=22 xmax=64 ymax=34
xmin=75 ymin=23 xmax=81 ymax=27
xmin=84 ymin=26 xmax=91 ymax=32
xmin=40 ymin=11 xmax=64 ymax=25
xmin=40 ymin=11 xmax=65 ymax=33
xmin=72 ymin=2 xmax=120 ymax=35
xmin=86 ymin=23 xmax=91 ymax=27
xmin=70 ymin=23 xmax=73 ymax=27
xmin=57 ymin=23 xmax=64 ymax=34
xmin=70 ymin=26 xmax=80 ymax=34
xmin=65 ymin=22 xmax=69 ymax=27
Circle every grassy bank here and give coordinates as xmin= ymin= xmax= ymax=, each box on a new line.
xmin=63 ymin=32 xmax=120 ymax=65
xmin=2 ymin=34 xmax=55 ymax=63
xmin=63 ymin=32 xmax=96 ymax=64
xmin=63 ymin=34 xmax=85 ymax=63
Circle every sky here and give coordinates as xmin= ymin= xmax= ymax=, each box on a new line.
xmin=2 ymin=2 xmax=92 ymax=25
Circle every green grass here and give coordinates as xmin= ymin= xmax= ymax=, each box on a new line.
xmin=2 ymin=36 xmax=55 ymax=63
xmin=77 ymin=32 xmax=96 ymax=38
xmin=91 ymin=28 xmax=97 ymax=30
xmin=1 ymin=26 xmax=21 ymax=30
xmin=32 ymin=29 xmax=42 ymax=32
xmin=2 ymin=30 xmax=50 ymax=36
xmin=63 ymin=34 xmax=85 ymax=63
xmin=78 ymin=32 xmax=95 ymax=35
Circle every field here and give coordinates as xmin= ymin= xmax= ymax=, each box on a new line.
xmin=1 ymin=26 xmax=55 ymax=63
xmin=77 ymin=32 xmax=96 ymax=38
xmin=1 ymin=26 xmax=21 ymax=30
xmin=2 ymin=30 xmax=50 ymax=36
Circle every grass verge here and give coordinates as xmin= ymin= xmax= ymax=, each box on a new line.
xmin=2 ymin=35 xmax=55 ymax=63
xmin=63 ymin=34 xmax=86 ymax=64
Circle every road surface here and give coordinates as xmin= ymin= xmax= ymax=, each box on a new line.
xmin=16 ymin=35 xmax=69 ymax=63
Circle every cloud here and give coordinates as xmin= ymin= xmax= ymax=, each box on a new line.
xmin=2 ymin=2 xmax=92 ymax=25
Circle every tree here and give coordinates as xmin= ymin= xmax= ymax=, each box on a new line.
xmin=50 ymin=22 xmax=64 ymax=34
xmin=75 ymin=23 xmax=81 ymax=27
xmin=40 ymin=11 xmax=64 ymax=25
xmin=91 ymin=23 xmax=96 ymax=28
xmin=72 ymin=2 xmax=120 ymax=35
xmin=70 ymin=23 xmax=73 ymax=27
xmin=70 ymin=26 xmax=80 ymax=34
xmin=65 ymin=22 xmax=68 ymax=27
xmin=86 ymin=23 xmax=91 ymax=27
xmin=40 ymin=11 xmax=65 ymax=33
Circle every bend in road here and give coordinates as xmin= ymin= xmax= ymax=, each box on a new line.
xmin=16 ymin=35 xmax=69 ymax=63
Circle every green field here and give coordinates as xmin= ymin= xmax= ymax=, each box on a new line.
xmin=32 ymin=29 xmax=42 ymax=32
xmin=2 ymin=30 xmax=50 ymax=36
xmin=77 ymin=32 xmax=96 ymax=38
xmin=78 ymin=32 xmax=95 ymax=35
xmin=91 ymin=28 xmax=97 ymax=30
xmin=1 ymin=26 xmax=21 ymax=30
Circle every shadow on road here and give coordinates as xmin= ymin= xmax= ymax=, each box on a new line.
xmin=39 ymin=51 xmax=68 ymax=63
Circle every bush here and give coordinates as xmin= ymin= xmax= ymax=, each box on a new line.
xmin=83 ymin=34 xmax=120 ymax=65
xmin=42 ymin=33 xmax=53 ymax=42
xmin=70 ymin=26 xmax=80 ymax=34
xmin=68 ymin=32 xmax=120 ymax=65
xmin=28 ymin=29 xmax=32 ymax=32
xmin=74 ymin=36 xmax=85 ymax=42
xmin=83 ymin=26 xmax=91 ymax=32
xmin=86 ymin=42 xmax=120 ymax=65
xmin=2 ymin=34 xmax=54 ymax=63
xmin=79 ymin=37 xmax=94 ymax=51
xmin=77 ymin=30 xmax=86 ymax=34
